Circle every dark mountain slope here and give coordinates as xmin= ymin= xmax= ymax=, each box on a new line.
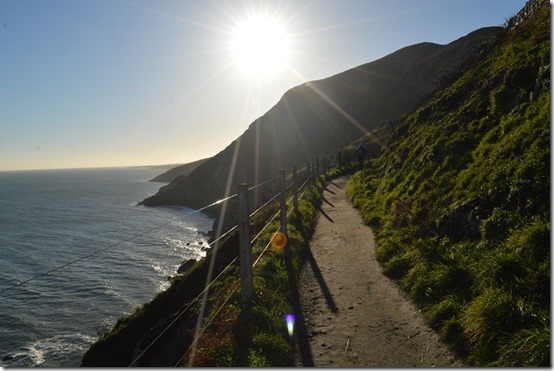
xmin=347 ymin=1 xmax=550 ymax=366
xmin=149 ymin=157 xmax=210 ymax=183
xmin=141 ymin=27 xmax=501 ymax=212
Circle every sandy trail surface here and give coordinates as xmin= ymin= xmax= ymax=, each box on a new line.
xmin=294 ymin=176 xmax=462 ymax=367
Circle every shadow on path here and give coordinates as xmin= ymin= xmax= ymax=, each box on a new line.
xmin=323 ymin=186 xmax=336 ymax=195
xmin=322 ymin=196 xmax=335 ymax=208
xmin=316 ymin=205 xmax=334 ymax=223
xmin=327 ymin=180 xmax=343 ymax=189
xmin=306 ymin=247 xmax=338 ymax=314
xmin=285 ymin=242 xmax=314 ymax=367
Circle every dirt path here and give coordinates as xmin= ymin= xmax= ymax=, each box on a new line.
xmin=295 ymin=176 xmax=462 ymax=367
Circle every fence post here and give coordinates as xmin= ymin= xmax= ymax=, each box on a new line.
xmin=307 ymin=162 xmax=312 ymax=184
xmin=279 ymin=170 xmax=287 ymax=236
xmin=237 ymin=183 xmax=253 ymax=311
xmin=292 ymin=165 xmax=298 ymax=213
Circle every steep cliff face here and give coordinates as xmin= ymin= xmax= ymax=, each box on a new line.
xmin=141 ymin=27 xmax=501 ymax=211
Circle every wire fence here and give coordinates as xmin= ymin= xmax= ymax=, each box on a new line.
xmin=128 ymin=160 xmax=321 ymax=367
xmin=2 ymin=155 xmax=335 ymax=366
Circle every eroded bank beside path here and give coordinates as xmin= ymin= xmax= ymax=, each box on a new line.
xmin=295 ymin=176 xmax=462 ymax=367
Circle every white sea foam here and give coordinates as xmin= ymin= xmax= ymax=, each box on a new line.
xmin=0 ymin=168 xmax=214 ymax=367
xmin=161 ymin=236 xmax=208 ymax=260
xmin=1 ymin=334 xmax=94 ymax=367
xmin=28 ymin=343 xmax=45 ymax=367
xmin=31 ymin=333 xmax=95 ymax=367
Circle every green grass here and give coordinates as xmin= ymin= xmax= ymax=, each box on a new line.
xmin=175 ymin=176 xmax=325 ymax=367
xmin=346 ymin=5 xmax=550 ymax=367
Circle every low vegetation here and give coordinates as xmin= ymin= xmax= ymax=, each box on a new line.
xmin=178 ymin=177 xmax=324 ymax=366
xmin=82 ymin=173 xmax=325 ymax=367
xmin=346 ymin=5 xmax=550 ymax=367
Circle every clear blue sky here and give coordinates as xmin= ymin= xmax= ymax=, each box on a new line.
xmin=0 ymin=0 xmax=528 ymax=171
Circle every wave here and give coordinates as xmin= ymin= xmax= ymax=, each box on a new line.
xmin=1 ymin=333 xmax=96 ymax=367
xmin=0 ymin=167 xmax=215 ymax=367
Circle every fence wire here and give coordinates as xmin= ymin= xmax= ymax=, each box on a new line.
xmin=3 ymin=160 xmax=328 ymax=366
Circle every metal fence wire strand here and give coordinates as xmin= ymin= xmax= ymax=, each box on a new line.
xmin=175 ymin=282 xmax=241 ymax=367
xmin=172 ymin=171 xmax=318 ymax=367
xmin=0 ymin=191 xmax=242 ymax=296
xmin=128 ymin=254 xmax=239 ymax=366
xmin=2 ymin=160 xmax=323 ymax=366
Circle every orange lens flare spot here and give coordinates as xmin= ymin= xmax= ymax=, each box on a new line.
xmin=271 ymin=231 xmax=288 ymax=250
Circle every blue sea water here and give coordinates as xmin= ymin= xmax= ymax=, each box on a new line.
xmin=0 ymin=167 xmax=214 ymax=367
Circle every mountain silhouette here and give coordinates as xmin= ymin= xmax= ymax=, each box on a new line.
xmin=149 ymin=157 xmax=210 ymax=183
xmin=141 ymin=27 xmax=501 ymax=212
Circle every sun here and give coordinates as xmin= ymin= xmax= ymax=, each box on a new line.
xmin=231 ymin=15 xmax=289 ymax=77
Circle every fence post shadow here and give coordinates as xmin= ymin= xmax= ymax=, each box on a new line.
xmin=327 ymin=180 xmax=342 ymax=189
xmin=304 ymin=245 xmax=338 ymax=314
xmin=284 ymin=246 xmax=314 ymax=366
xmin=316 ymin=205 xmax=334 ymax=223
xmin=284 ymin=210 xmax=314 ymax=367
xmin=311 ymin=179 xmax=338 ymax=312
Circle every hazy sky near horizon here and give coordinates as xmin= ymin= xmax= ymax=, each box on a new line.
xmin=1 ymin=0 xmax=528 ymax=171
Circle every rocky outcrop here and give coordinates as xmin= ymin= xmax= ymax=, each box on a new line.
xmin=507 ymin=0 xmax=549 ymax=29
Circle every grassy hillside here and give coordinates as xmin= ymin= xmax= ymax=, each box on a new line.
xmin=347 ymin=4 xmax=550 ymax=367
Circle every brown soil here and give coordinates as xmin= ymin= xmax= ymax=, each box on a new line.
xmin=295 ymin=176 xmax=463 ymax=367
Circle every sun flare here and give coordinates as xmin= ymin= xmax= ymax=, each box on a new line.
xmin=231 ymin=15 xmax=289 ymax=77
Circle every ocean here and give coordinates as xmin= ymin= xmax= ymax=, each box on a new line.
xmin=0 ymin=167 xmax=214 ymax=367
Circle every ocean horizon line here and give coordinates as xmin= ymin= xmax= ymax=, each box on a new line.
xmin=0 ymin=163 xmax=185 ymax=173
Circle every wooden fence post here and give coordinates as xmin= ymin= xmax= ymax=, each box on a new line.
xmin=279 ymin=170 xmax=287 ymax=236
xmin=292 ymin=165 xmax=298 ymax=213
xmin=237 ymin=183 xmax=253 ymax=310
xmin=307 ymin=161 xmax=312 ymax=184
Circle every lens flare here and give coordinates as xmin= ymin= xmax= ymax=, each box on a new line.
xmin=271 ymin=231 xmax=288 ymax=250
xmin=284 ymin=313 xmax=295 ymax=336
